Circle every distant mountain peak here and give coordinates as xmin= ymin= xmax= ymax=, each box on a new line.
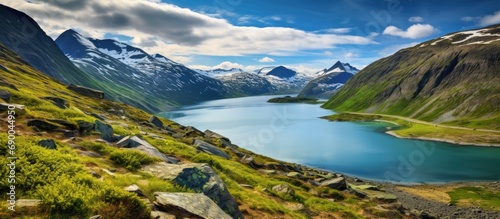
xmin=55 ymin=29 xmax=96 ymax=58
xmin=266 ymin=66 xmax=296 ymax=79
xmin=323 ymin=61 xmax=359 ymax=74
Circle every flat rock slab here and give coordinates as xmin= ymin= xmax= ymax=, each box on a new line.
xmin=193 ymin=139 xmax=230 ymax=159
xmin=154 ymin=192 xmax=232 ymax=219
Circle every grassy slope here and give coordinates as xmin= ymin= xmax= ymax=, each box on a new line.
xmin=323 ymin=33 xmax=500 ymax=131
xmin=0 ymin=44 xmax=397 ymax=219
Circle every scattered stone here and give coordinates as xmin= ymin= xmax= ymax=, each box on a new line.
xmin=94 ymin=120 xmax=114 ymax=142
xmin=240 ymin=154 xmax=260 ymax=168
xmin=78 ymin=150 xmax=102 ymax=158
xmin=62 ymin=130 xmax=77 ymax=138
xmin=67 ymin=84 xmax=104 ymax=99
xmin=151 ymin=211 xmax=176 ymax=219
xmin=90 ymin=113 xmax=107 ymax=121
xmin=154 ymin=193 xmax=232 ymax=219
xmin=193 ymin=139 xmax=230 ymax=159
xmin=118 ymin=136 xmax=179 ymax=164
xmin=143 ymin=162 xmax=243 ymax=219
xmin=37 ymin=139 xmax=57 ymax=149
xmin=41 ymin=96 xmax=69 ymax=109
xmin=88 ymin=215 xmax=102 ymax=219
xmin=49 ymin=119 xmax=77 ymax=130
xmin=261 ymin=169 xmax=277 ymax=175
xmin=272 ymin=184 xmax=295 ymax=196
xmin=287 ymin=172 xmax=303 ymax=178
xmin=89 ymin=171 xmax=101 ymax=178
xmin=320 ymin=177 xmax=347 ymax=190
xmin=354 ymin=178 xmax=364 ymax=183
xmin=184 ymin=126 xmax=204 ymax=137
xmin=115 ymin=136 xmax=132 ymax=147
xmin=239 ymin=184 xmax=254 ymax=189
xmin=148 ymin=116 xmax=164 ymax=129
xmin=0 ymin=89 xmax=11 ymax=102
xmin=286 ymin=203 xmax=305 ymax=211
xmin=77 ymin=121 xmax=94 ymax=135
xmin=124 ymin=184 xmax=144 ymax=197
xmin=27 ymin=119 xmax=63 ymax=132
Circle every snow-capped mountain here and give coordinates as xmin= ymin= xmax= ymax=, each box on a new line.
xmin=55 ymin=29 xmax=227 ymax=111
xmin=298 ymin=61 xmax=358 ymax=99
xmin=194 ymin=68 xmax=244 ymax=77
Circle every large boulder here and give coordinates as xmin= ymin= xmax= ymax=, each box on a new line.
xmin=154 ymin=193 xmax=232 ymax=219
xmin=184 ymin=126 xmax=204 ymax=138
xmin=41 ymin=96 xmax=69 ymax=109
xmin=143 ymin=162 xmax=243 ymax=219
xmin=272 ymin=184 xmax=295 ymax=196
xmin=117 ymin=136 xmax=178 ymax=164
xmin=77 ymin=121 xmax=94 ymax=135
xmin=48 ymin=119 xmax=77 ymax=130
xmin=193 ymin=139 xmax=230 ymax=159
xmin=148 ymin=116 xmax=164 ymax=129
xmin=320 ymin=177 xmax=347 ymax=190
xmin=94 ymin=120 xmax=114 ymax=142
xmin=0 ymin=89 xmax=11 ymax=102
xmin=67 ymin=84 xmax=104 ymax=99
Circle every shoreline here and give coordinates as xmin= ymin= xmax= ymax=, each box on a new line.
xmin=385 ymin=130 xmax=500 ymax=147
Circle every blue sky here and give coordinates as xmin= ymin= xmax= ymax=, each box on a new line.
xmin=2 ymin=0 xmax=500 ymax=72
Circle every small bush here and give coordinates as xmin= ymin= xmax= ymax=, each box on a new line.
xmin=110 ymin=150 xmax=157 ymax=170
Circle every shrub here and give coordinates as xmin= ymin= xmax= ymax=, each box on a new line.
xmin=109 ymin=150 xmax=157 ymax=170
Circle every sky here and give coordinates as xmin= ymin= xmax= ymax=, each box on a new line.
xmin=1 ymin=0 xmax=500 ymax=72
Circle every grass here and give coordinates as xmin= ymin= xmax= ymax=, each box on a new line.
xmin=267 ymin=95 xmax=321 ymax=104
xmin=448 ymin=187 xmax=500 ymax=211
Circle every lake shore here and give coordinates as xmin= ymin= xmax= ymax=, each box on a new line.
xmin=385 ymin=130 xmax=500 ymax=147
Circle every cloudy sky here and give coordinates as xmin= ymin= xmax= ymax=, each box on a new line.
xmin=1 ymin=0 xmax=499 ymax=72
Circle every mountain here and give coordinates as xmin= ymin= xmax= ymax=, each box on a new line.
xmin=195 ymin=68 xmax=244 ymax=77
xmin=218 ymin=72 xmax=278 ymax=96
xmin=55 ymin=29 xmax=228 ymax=111
xmin=298 ymin=61 xmax=358 ymax=98
xmin=323 ymin=24 xmax=500 ymax=129
xmin=266 ymin=66 xmax=296 ymax=78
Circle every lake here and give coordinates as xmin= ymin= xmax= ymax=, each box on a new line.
xmin=159 ymin=95 xmax=500 ymax=184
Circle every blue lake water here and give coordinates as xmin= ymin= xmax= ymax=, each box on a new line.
xmin=159 ymin=95 xmax=500 ymax=184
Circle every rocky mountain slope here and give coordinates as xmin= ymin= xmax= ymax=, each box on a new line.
xmin=299 ymin=61 xmax=358 ymax=99
xmin=323 ymin=24 xmax=500 ymax=129
xmin=55 ymin=29 xmax=228 ymax=111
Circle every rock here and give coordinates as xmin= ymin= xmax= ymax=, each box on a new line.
xmin=151 ymin=211 xmax=176 ymax=219
xmin=286 ymin=203 xmax=305 ymax=211
xmin=48 ymin=119 xmax=77 ymax=130
xmin=0 ymin=103 xmax=24 ymax=111
xmin=193 ymin=139 xmax=230 ymax=159
xmin=239 ymin=184 xmax=254 ymax=189
xmin=89 ymin=171 xmax=101 ymax=178
xmin=88 ymin=215 xmax=102 ymax=219
xmin=94 ymin=120 xmax=114 ymax=142
xmin=38 ymin=139 xmax=57 ymax=149
xmin=90 ymin=113 xmax=107 ymax=121
xmin=0 ymin=89 xmax=11 ymax=102
xmin=77 ymin=121 xmax=94 ymax=135
xmin=63 ymin=130 xmax=77 ymax=138
xmin=184 ymin=126 xmax=204 ymax=138
xmin=115 ymin=136 xmax=132 ymax=147
xmin=148 ymin=116 xmax=164 ymax=129
xmin=260 ymin=169 xmax=277 ymax=175
xmin=78 ymin=150 xmax=102 ymax=158
xmin=124 ymin=184 xmax=144 ymax=197
xmin=118 ymin=136 xmax=179 ymax=164
xmin=349 ymin=185 xmax=396 ymax=202
xmin=240 ymin=154 xmax=260 ymax=168
xmin=154 ymin=193 xmax=232 ymax=219
xmin=67 ymin=84 xmax=104 ymax=99
xmin=287 ymin=172 xmax=303 ymax=178
xmin=27 ymin=119 xmax=63 ymax=132
xmin=204 ymin=129 xmax=236 ymax=149
xmin=0 ymin=79 xmax=18 ymax=90
xmin=143 ymin=162 xmax=243 ymax=219
xmin=354 ymin=178 xmax=364 ymax=182
xmin=41 ymin=96 xmax=69 ymax=109
xmin=272 ymin=184 xmax=295 ymax=196
xmin=320 ymin=177 xmax=347 ymax=190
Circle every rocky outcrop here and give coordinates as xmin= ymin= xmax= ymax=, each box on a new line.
xmin=41 ymin=96 xmax=69 ymax=109
xmin=94 ymin=120 xmax=113 ymax=142
xmin=142 ymin=162 xmax=243 ymax=219
xmin=27 ymin=119 xmax=64 ymax=132
xmin=193 ymin=139 xmax=230 ymax=159
xmin=38 ymin=139 xmax=57 ymax=149
xmin=117 ymin=136 xmax=179 ymax=164
xmin=77 ymin=121 xmax=94 ymax=135
xmin=154 ymin=192 xmax=232 ymax=219
xmin=67 ymin=84 xmax=104 ymax=99
xmin=320 ymin=177 xmax=347 ymax=190
xmin=148 ymin=116 xmax=164 ymax=129
xmin=272 ymin=184 xmax=295 ymax=196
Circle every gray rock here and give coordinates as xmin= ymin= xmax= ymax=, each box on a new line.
xmin=90 ymin=113 xmax=107 ymax=121
xmin=320 ymin=177 xmax=347 ymax=190
xmin=48 ymin=119 xmax=77 ymax=130
xmin=77 ymin=121 xmax=94 ymax=135
xmin=88 ymin=215 xmax=102 ymax=219
xmin=38 ymin=139 xmax=57 ymax=149
xmin=143 ymin=162 xmax=243 ymax=219
xmin=27 ymin=119 xmax=63 ymax=132
xmin=148 ymin=116 xmax=164 ymax=129
xmin=151 ymin=211 xmax=176 ymax=219
xmin=78 ymin=150 xmax=102 ymax=158
xmin=154 ymin=192 xmax=232 ymax=219
xmin=184 ymin=126 xmax=204 ymax=137
xmin=204 ymin=129 xmax=230 ymax=142
xmin=118 ymin=136 xmax=179 ymax=164
xmin=124 ymin=184 xmax=144 ymax=197
xmin=67 ymin=84 xmax=104 ymax=99
xmin=41 ymin=96 xmax=69 ymax=109
xmin=115 ymin=136 xmax=132 ymax=147
xmin=193 ymin=139 xmax=230 ymax=159
xmin=63 ymin=130 xmax=77 ymax=138
xmin=272 ymin=184 xmax=295 ymax=196
xmin=0 ymin=89 xmax=11 ymax=102
xmin=240 ymin=154 xmax=259 ymax=168
xmin=94 ymin=120 xmax=114 ymax=142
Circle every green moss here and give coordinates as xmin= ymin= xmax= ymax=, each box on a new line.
xmin=448 ymin=187 xmax=500 ymax=211
xmin=109 ymin=150 xmax=158 ymax=171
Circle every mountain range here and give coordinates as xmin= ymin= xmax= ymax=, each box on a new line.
xmin=323 ymin=24 xmax=500 ymax=129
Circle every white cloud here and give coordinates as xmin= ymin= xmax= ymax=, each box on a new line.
xmin=383 ymin=24 xmax=438 ymax=39
xmin=480 ymin=11 xmax=500 ymax=26
xmin=213 ymin=61 xmax=245 ymax=69
xmin=408 ymin=16 xmax=424 ymax=23
xmin=324 ymin=28 xmax=351 ymax=34
xmin=323 ymin=51 xmax=333 ymax=56
xmin=0 ymin=0 xmax=374 ymax=58
xmin=461 ymin=16 xmax=476 ymax=22
xmin=344 ymin=52 xmax=358 ymax=58
xmin=258 ymin=57 xmax=275 ymax=63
